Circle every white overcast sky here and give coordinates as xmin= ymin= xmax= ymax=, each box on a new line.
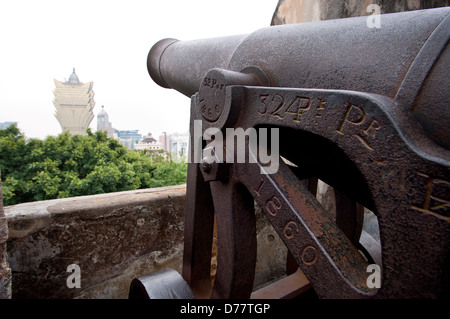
xmin=0 ymin=0 xmax=277 ymax=139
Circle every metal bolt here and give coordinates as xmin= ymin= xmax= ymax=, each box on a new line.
xmin=200 ymin=158 xmax=212 ymax=173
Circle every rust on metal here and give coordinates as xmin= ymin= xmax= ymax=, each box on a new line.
xmin=250 ymin=269 xmax=312 ymax=299
xmin=132 ymin=8 xmax=450 ymax=299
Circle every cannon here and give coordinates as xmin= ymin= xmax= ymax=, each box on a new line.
xmin=129 ymin=8 xmax=450 ymax=299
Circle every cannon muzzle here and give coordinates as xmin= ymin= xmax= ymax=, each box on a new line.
xmin=148 ymin=7 xmax=450 ymax=149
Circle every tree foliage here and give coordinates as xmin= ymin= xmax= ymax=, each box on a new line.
xmin=0 ymin=124 xmax=187 ymax=206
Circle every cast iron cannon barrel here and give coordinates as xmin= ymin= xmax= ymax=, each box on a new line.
xmin=148 ymin=7 xmax=450 ymax=149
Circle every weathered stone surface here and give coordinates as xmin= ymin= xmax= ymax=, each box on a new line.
xmin=0 ymin=179 xmax=12 ymax=299
xmin=254 ymin=204 xmax=287 ymax=290
xmin=271 ymin=0 xmax=449 ymax=25
xmin=6 ymin=185 xmax=186 ymax=299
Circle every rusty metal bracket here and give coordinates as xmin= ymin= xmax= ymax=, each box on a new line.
xmin=181 ymin=84 xmax=450 ymax=299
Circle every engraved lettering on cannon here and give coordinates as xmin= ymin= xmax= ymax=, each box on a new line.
xmin=271 ymin=96 xmax=312 ymax=121
xmin=266 ymin=195 xmax=282 ymax=216
xmin=199 ymin=77 xmax=226 ymax=122
xmin=203 ymin=77 xmax=225 ymax=90
xmin=411 ymin=172 xmax=450 ymax=217
xmin=254 ymin=177 xmax=266 ymax=197
xmin=315 ymin=98 xmax=326 ymax=118
xmin=258 ymin=94 xmax=327 ymax=122
xmin=336 ymin=103 xmax=381 ymax=151
xmin=285 ymin=96 xmax=311 ymax=121
xmin=301 ymin=245 xmax=317 ymax=265
xmin=270 ymin=94 xmax=285 ymax=119
xmin=283 ymin=221 xmax=300 ymax=239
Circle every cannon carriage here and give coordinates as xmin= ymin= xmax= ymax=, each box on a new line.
xmin=130 ymin=8 xmax=450 ymax=299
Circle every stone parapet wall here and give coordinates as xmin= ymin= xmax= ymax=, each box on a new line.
xmin=3 ymin=185 xmax=286 ymax=298
xmin=5 ymin=185 xmax=187 ymax=299
xmin=0 ymin=180 xmax=11 ymax=299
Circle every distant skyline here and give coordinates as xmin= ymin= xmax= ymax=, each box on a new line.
xmin=0 ymin=0 xmax=277 ymax=140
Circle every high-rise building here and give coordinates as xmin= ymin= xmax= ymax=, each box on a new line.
xmin=53 ymin=68 xmax=95 ymax=135
xmin=116 ymin=129 xmax=142 ymax=150
xmin=97 ymin=105 xmax=115 ymax=138
xmin=159 ymin=132 xmax=189 ymax=161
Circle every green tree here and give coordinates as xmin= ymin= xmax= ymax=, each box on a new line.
xmin=0 ymin=125 xmax=187 ymax=206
